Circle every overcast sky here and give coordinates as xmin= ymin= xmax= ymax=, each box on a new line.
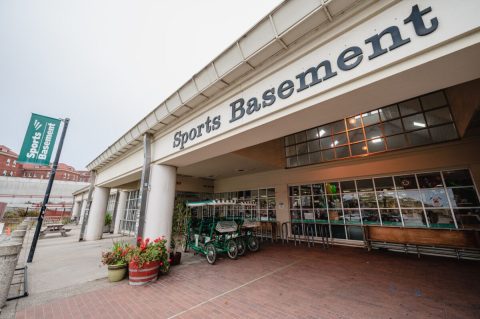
xmin=0 ymin=0 xmax=282 ymax=170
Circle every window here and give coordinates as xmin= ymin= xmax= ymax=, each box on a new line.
xmin=285 ymin=90 xmax=458 ymax=168
xmin=215 ymin=187 xmax=276 ymax=221
xmin=6 ymin=159 xmax=10 ymax=166
xmin=288 ymin=169 xmax=479 ymax=239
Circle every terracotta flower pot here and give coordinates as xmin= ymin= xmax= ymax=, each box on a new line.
xmin=128 ymin=261 xmax=160 ymax=286
xmin=107 ymin=264 xmax=127 ymax=282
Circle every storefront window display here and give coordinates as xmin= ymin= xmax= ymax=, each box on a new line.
xmin=289 ymin=169 xmax=480 ymax=240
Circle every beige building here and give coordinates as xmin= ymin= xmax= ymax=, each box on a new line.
xmin=76 ymin=0 xmax=480 ymax=257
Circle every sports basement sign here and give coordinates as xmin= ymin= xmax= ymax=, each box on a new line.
xmin=18 ymin=113 xmax=61 ymax=166
xmin=172 ymin=4 xmax=439 ymax=150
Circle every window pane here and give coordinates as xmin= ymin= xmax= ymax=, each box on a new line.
xmin=417 ymin=172 xmax=443 ymax=188
xmin=420 ymin=91 xmax=447 ymax=110
xmin=374 ymin=177 xmax=395 ymax=191
xmin=406 ymin=129 xmax=431 ymax=146
xmin=325 ymin=182 xmax=340 ymax=194
xmin=365 ymin=124 xmax=383 ymax=139
xmin=380 ymin=105 xmax=400 ymax=121
xmin=290 ymin=197 xmax=301 ymax=208
xmin=344 ymin=210 xmax=361 ymax=224
xmin=309 ymin=151 xmax=321 ymax=164
xmin=320 ymin=136 xmax=333 ymax=149
xmin=362 ymin=110 xmax=381 ymax=126
xmin=348 ymin=129 xmax=365 ymax=143
xmin=285 ymin=135 xmax=295 ymax=146
xmin=303 ymin=210 xmax=314 ymax=221
xmin=314 ymin=209 xmax=329 ymax=222
xmin=327 ymin=195 xmax=342 ymax=209
xmin=397 ymin=190 xmax=423 ymax=207
xmin=333 ymin=133 xmax=348 ymax=146
xmin=377 ymin=191 xmax=398 ymax=208
xmin=313 ymin=195 xmax=327 ymax=208
xmin=362 ymin=209 xmax=381 ymax=225
xmin=335 ymin=145 xmax=349 ymax=158
xmin=300 ymin=185 xmax=311 ymax=195
xmin=399 ymin=98 xmax=422 ymax=116
xmin=306 ymin=128 xmax=319 ymax=140
xmin=359 ymin=192 xmax=377 ymax=208
xmin=291 ymin=210 xmax=301 ymax=222
xmin=430 ymin=124 xmax=457 ymax=142
xmin=381 ymin=209 xmax=402 ymax=226
xmin=350 ymin=142 xmax=368 ymax=156
xmin=357 ymin=179 xmax=374 ymax=192
xmin=426 ymin=209 xmax=455 ymax=229
xmin=347 ymin=116 xmax=362 ymax=129
xmin=448 ymin=187 xmax=480 ymax=207
xmin=383 ymin=120 xmax=403 ymax=136
xmin=403 ymin=113 xmax=426 ymax=131
xmin=340 ymin=180 xmax=356 ymax=193
xmin=295 ymin=132 xmax=306 ymax=143
xmin=287 ymin=156 xmax=298 ymax=167
xmin=425 ymin=107 xmax=452 ymax=126
xmin=386 ymin=134 xmax=407 ymax=150
xmin=289 ymin=186 xmax=299 ymax=196
xmin=267 ymin=188 xmax=275 ymax=197
xmin=420 ymin=189 xmax=449 ymax=208
xmin=367 ymin=138 xmax=386 ymax=153
xmin=395 ymin=175 xmax=418 ymax=190
xmin=322 ymin=149 xmax=335 ymax=161
xmin=297 ymin=154 xmax=309 ymax=166
xmin=312 ymin=183 xmax=325 ymax=195
xmin=329 ymin=211 xmax=344 ymax=224
xmin=285 ymin=146 xmax=296 ymax=157
xmin=308 ymin=140 xmax=320 ymax=152
xmin=443 ymin=169 xmax=473 ymax=187
xmin=455 ymin=208 xmax=480 ymax=229
xmin=402 ymin=209 xmax=427 ymax=227
xmin=296 ymin=143 xmax=308 ymax=155
xmin=342 ymin=193 xmax=359 ymax=208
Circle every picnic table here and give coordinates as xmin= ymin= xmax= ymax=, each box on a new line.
xmin=39 ymin=224 xmax=71 ymax=238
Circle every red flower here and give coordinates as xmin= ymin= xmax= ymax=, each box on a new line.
xmin=145 ymin=238 xmax=150 ymax=244
xmin=137 ymin=237 xmax=142 ymax=243
xmin=154 ymin=238 xmax=160 ymax=243
xmin=168 ymin=259 xmax=172 ymax=264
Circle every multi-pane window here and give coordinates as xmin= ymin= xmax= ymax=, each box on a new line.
xmin=285 ymin=90 xmax=458 ymax=168
xmin=215 ymin=187 xmax=276 ymax=221
xmin=288 ymin=169 xmax=480 ymax=240
xmin=120 ymin=190 xmax=140 ymax=235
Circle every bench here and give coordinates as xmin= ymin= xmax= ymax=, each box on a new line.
xmin=39 ymin=224 xmax=72 ymax=238
xmin=363 ymin=225 xmax=480 ymax=259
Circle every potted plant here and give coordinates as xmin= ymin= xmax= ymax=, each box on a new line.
xmin=101 ymin=241 xmax=129 ymax=282
xmin=127 ymin=237 xmax=170 ymax=286
xmin=170 ymin=202 xmax=188 ymax=265
xmin=103 ymin=213 xmax=112 ymax=233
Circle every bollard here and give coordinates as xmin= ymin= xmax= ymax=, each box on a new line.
xmin=10 ymin=230 xmax=27 ymax=245
xmin=0 ymin=242 xmax=22 ymax=308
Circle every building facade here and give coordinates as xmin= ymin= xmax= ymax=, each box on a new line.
xmin=79 ymin=0 xmax=480 ymax=256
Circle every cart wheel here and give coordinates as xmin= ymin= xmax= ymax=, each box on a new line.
xmin=205 ymin=243 xmax=216 ymax=265
xmin=236 ymin=238 xmax=246 ymax=256
xmin=227 ymin=239 xmax=238 ymax=260
xmin=247 ymin=236 xmax=260 ymax=252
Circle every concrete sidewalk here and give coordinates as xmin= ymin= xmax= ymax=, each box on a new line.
xmin=1 ymin=224 xmax=135 ymax=318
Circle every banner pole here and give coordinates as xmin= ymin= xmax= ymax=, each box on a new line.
xmin=27 ymin=118 xmax=70 ymax=263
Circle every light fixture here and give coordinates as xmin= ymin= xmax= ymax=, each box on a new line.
xmin=318 ymin=129 xmax=326 ymax=137
xmin=330 ymin=140 xmax=339 ymax=147
xmin=413 ymin=121 xmax=426 ymax=128
xmin=372 ymin=138 xmax=382 ymax=143
xmin=348 ymin=118 xmax=356 ymax=125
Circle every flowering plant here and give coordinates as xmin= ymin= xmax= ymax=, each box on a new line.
xmin=101 ymin=241 xmax=130 ymax=266
xmin=127 ymin=237 xmax=170 ymax=272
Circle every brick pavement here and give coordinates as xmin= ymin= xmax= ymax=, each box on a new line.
xmin=14 ymin=244 xmax=480 ymax=319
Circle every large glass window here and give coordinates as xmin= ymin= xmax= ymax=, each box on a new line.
xmin=288 ymin=169 xmax=480 ymax=241
xmin=285 ymin=90 xmax=458 ymax=168
xmin=215 ymin=187 xmax=276 ymax=221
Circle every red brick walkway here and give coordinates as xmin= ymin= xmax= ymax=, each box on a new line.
xmin=15 ymin=244 xmax=480 ymax=319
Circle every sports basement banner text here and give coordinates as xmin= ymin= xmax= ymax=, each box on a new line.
xmin=173 ymin=4 xmax=438 ymax=150
xmin=18 ymin=113 xmax=61 ymax=166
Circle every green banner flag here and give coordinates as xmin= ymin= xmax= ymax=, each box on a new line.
xmin=18 ymin=113 xmax=61 ymax=166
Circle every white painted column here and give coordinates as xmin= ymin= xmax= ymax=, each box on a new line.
xmin=79 ymin=199 xmax=87 ymax=225
xmin=84 ymin=186 xmax=110 ymax=241
xmin=143 ymin=164 xmax=176 ymax=245
xmin=71 ymin=200 xmax=81 ymax=221
xmin=275 ymin=184 xmax=291 ymax=237
xmin=114 ymin=190 xmax=128 ymax=234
